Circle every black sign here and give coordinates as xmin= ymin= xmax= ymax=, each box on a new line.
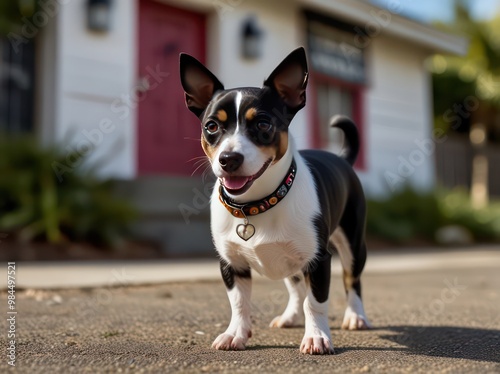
xmin=308 ymin=21 xmax=366 ymax=85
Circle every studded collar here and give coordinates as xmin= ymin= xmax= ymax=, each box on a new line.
xmin=218 ymin=158 xmax=297 ymax=218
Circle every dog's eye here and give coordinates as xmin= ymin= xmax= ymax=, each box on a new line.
xmin=205 ymin=121 xmax=219 ymax=134
xmin=256 ymin=121 xmax=275 ymax=144
xmin=257 ymin=122 xmax=272 ymax=132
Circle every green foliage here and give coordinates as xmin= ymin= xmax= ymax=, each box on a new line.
xmin=440 ymin=189 xmax=500 ymax=241
xmin=0 ymin=0 xmax=37 ymax=35
xmin=367 ymin=188 xmax=443 ymax=243
xmin=431 ymin=2 xmax=500 ymax=140
xmin=0 ymin=136 xmax=137 ymax=247
xmin=367 ymin=187 xmax=500 ymax=244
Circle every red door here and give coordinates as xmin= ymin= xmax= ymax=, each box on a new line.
xmin=138 ymin=0 xmax=206 ymax=175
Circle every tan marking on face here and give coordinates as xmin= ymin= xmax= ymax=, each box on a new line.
xmin=260 ymin=146 xmax=277 ymax=162
xmin=245 ymin=108 xmax=257 ymax=121
xmin=261 ymin=132 xmax=289 ymax=165
xmin=216 ymin=109 xmax=227 ymax=122
xmin=201 ymin=137 xmax=215 ymax=160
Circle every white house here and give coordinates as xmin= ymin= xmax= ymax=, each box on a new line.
xmin=3 ymin=0 xmax=467 ymax=253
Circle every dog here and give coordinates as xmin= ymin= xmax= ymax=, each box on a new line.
xmin=179 ymin=47 xmax=371 ymax=355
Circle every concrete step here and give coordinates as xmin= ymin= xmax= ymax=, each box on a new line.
xmin=115 ymin=175 xmax=216 ymax=256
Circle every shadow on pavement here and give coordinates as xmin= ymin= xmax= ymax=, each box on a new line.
xmin=380 ymin=325 xmax=500 ymax=363
xmin=247 ymin=344 xmax=297 ymax=351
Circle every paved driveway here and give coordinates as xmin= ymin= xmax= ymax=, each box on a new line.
xmin=1 ymin=259 xmax=499 ymax=373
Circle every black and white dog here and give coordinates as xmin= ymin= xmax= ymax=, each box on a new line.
xmin=179 ymin=47 xmax=371 ymax=355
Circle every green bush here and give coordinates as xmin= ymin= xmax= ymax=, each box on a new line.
xmin=439 ymin=190 xmax=500 ymax=242
xmin=367 ymin=186 xmax=500 ymax=244
xmin=0 ymin=136 xmax=137 ymax=247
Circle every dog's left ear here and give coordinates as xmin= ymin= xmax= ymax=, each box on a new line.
xmin=264 ymin=47 xmax=308 ymax=111
xmin=180 ymin=53 xmax=224 ymax=117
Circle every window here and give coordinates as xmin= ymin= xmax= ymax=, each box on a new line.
xmin=306 ymin=12 xmax=366 ymax=169
xmin=0 ymin=36 xmax=35 ymax=133
xmin=317 ymin=83 xmax=354 ymax=152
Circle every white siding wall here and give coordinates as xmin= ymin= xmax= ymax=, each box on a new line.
xmin=54 ymin=0 xmax=137 ymax=179
xmin=358 ymin=35 xmax=435 ymax=196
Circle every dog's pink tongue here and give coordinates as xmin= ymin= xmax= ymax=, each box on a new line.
xmin=223 ymin=177 xmax=249 ymax=190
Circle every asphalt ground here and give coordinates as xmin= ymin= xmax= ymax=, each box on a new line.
xmin=1 ymin=265 xmax=499 ymax=373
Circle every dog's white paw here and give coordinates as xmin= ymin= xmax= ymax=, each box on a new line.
xmin=269 ymin=312 xmax=303 ymax=328
xmin=341 ymin=310 xmax=372 ymax=330
xmin=300 ymin=333 xmax=335 ymax=355
xmin=342 ymin=290 xmax=372 ymax=330
xmin=212 ymin=330 xmax=251 ymax=351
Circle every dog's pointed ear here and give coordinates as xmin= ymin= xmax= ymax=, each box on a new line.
xmin=180 ymin=54 xmax=224 ymax=117
xmin=263 ymin=47 xmax=308 ymax=111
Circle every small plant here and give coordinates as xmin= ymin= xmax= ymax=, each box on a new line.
xmin=0 ymin=136 xmax=136 ymax=247
xmin=102 ymin=331 xmax=122 ymax=338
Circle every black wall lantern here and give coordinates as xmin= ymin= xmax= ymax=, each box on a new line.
xmin=241 ymin=17 xmax=263 ymax=60
xmin=87 ymin=0 xmax=113 ymax=32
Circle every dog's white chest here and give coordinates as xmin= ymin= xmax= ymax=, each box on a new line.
xmin=230 ymin=239 xmax=310 ymax=280
xmin=210 ymin=151 xmax=321 ymax=280
xmin=212 ymin=202 xmax=319 ymax=280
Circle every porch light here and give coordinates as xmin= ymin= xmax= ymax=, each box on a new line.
xmin=87 ymin=0 xmax=113 ymax=32
xmin=241 ymin=17 xmax=263 ymax=59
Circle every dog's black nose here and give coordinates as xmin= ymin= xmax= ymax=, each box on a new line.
xmin=219 ymin=152 xmax=244 ymax=173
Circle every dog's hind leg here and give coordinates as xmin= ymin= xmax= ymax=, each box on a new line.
xmin=269 ymin=273 xmax=306 ymax=328
xmin=331 ymin=226 xmax=372 ymax=330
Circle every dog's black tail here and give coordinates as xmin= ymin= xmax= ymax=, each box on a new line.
xmin=330 ymin=115 xmax=360 ymax=166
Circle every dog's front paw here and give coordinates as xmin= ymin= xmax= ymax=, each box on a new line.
xmin=212 ymin=330 xmax=252 ymax=351
xmin=269 ymin=312 xmax=304 ymax=328
xmin=341 ymin=310 xmax=372 ymax=330
xmin=300 ymin=333 xmax=335 ymax=355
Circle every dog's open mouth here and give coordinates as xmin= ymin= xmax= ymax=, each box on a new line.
xmin=221 ymin=159 xmax=272 ymax=195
